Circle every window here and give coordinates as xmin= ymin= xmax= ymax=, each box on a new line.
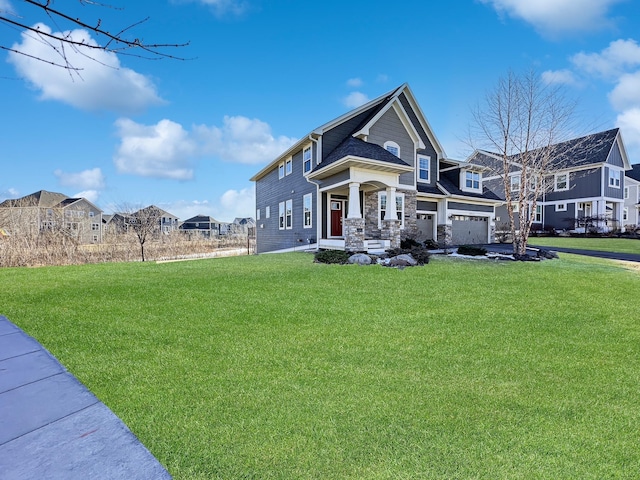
xmin=624 ymin=186 xmax=629 ymax=199
xmin=303 ymin=194 xmax=312 ymax=228
xmin=556 ymin=203 xmax=567 ymax=212
xmin=93 ymin=235 xmax=99 ymax=242
xmin=418 ymin=155 xmax=430 ymax=182
xmin=510 ymin=174 xmax=521 ymax=192
xmin=266 ymin=206 xmax=270 ymax=218
xmin=278 ymin=162 xmax=285 ymax=179
xmin=89 ymin=211 xmax=95 ymax=217
xmin=555 ymin=173 xmax=568 ymax=191
xmin=384 ymin=141 xmax=400 ymax=157
xmin=91 ymin=223 xmax=100 ymax=231
xmin=623 ymin=207 xmax=629 ymax=221
xmin=303 ymin=147 xmax=312 ymax=173
xmin=609 ymin=169 xmax=620 ymax=188
xmin=466 ymin=171 xmax=480 ymax=190
xmin=535 ymin=205 xmax=542 ymax=223
xmin=285 ymin=199 xmax=293 ymax=229
xmin=378 ymin=192 xmax=404 ymax=228
xmin=256 ymin=208 xmax=261 ymax=220
xmin=278 ymin=202 xmax=285 ymax=229
xmin=285 ymin=158 xmax=292 ymax=176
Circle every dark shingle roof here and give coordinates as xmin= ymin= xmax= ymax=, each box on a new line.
xmin=438 ymin=175 xmax=502 ymax=201
xmin=0 ymin=190 xmax=68 ymax=208
xmin=627 ymin=164 xmax=640 ymax=181
xmin=315 ymin=136 xmax=410 ymax=172
xmin=545 ymin=128 xmax=619 ymax=169
xmin=417 ymin=184 xmax=444 ymax=195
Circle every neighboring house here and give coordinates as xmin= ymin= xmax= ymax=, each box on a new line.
xmin=624 ymin=164 xmax=640 ymax=228
xmin=229 ymin=217 xmax=256 ymax=235
xmin=0 ymin=190 xmax=103 ymax=243
xmin=103 ymin=206 xmax=179 ymax=236
xmin=470 ymin=128 xmax=632 ymax=234
xmin=180 ymin=215 xmax=226 ymax=237
xmin=251 ymin=83 xmax=501 ymax=253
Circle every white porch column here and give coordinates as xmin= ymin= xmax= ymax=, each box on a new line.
xmin=347 ymin=182 xmax=362 ymax=218
xmin=384 ymin=186 xmax=396 ymax=220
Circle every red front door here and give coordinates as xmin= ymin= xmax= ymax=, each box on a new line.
xmin=330 ymin=201 xmax=343 ymax=236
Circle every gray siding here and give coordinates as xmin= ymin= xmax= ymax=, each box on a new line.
xmin=318 ymin=170 xmax=350 ymax=188
xmin=417 ymin=200 xmax=437 ymax=211
xmin=255 ymin=147 xmax=317 ymax=253
xmin=607 ymin=142 xmax=624 ymax=167
xmin=368 ymin=108 xmax=415 ymax=187
xmin=543 ymin=204 xmax=576 ymax=230
xmin=546 ymin=168 xmax=601 ymax=201
xmin=448 ymin=201 xmax=494 ymax=213
xmin=604 ymin=166 xmax=624 ymax=199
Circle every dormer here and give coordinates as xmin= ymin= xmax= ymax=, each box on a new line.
xmin=460 ymin=165 xmax=484 ymax=194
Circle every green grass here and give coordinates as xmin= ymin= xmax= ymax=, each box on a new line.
xmin=528 ymin=236 xmax=640 ymax=254
xmin=2 ymin=253 xmax=639 ymax=479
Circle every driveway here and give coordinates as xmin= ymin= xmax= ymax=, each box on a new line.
xmin=481 ymin=243 xmax=640 ymax=263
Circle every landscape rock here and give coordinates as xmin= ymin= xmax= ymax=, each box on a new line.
xmin=348 ymin=253 xmax=372 ymax=265
xmin=537 ymin=249 xmax=559 ymax=260
xmin=386 ymin=253 xmax=418 ymax=267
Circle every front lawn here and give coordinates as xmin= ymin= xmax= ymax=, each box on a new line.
xmin=528 ymin=236 xmax=640 ymax=254
xmin=2 ymin=253 xmax=639 ymax=479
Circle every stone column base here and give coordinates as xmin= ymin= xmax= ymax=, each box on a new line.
xmin=382 ymin=219 xmax=401 ymax=249
xmin=437 ymin=224 xmax=452 ymax=247
xmin=344 ymin=218 xmax=365 ymax=252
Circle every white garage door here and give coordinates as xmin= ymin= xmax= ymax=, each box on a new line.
xmin=416 ymin=214 xmax=434 ymax=242
xmin=451 ymin=215 xmax=488 ymax=245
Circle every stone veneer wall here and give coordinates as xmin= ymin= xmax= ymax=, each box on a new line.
xmin=343 ymin=218 xmax=365 ymax=251
xmin=437 ymin=224 xmax=452 ymax=246
xmin=381 ymin=219 xmax=401 ymax=249
xmin=363 ymin=189 xmax=417 ymax=241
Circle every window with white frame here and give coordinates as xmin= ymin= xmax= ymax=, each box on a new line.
xmin=384 ymin=141 xmax=400 ymax=157
xmin=466 ymin=171 xmax=480 ymax=190
xmin=266 ymin=206 xmax=270 ymax=218
xmin=608 ymin=169 xmax=620 ymax=188
xmin=278 ymin=202 xmax=285 ymax=229
xmin=418 ymin=155 xmax=430 ymax=182
xmin=510 ymin=174 xmax=521 ymax=192
xmin=378 ymin=191 xmax=404 ymax=228
xmin=624 ymin=186 xmax=629 ymax=199
xmin=535 ymin=205 xmax=542 ymax=223
xmin=303 ymin=147 xmax=312 ymax=173
xmin=278 ymin=162 xmax=285 ymax=179
xmin=285 ymin=199 xmax=293 ymax=229
xmin=623 ymin=207 xmax=629 ymax=221
xmin=555 ymin=173 xmax=568 ymax=191
xmin=285 ymin=158 xmax=292 ymax=176
xmin=303 ymin=193 xmax=312 ymax=228
xmin=556 ymin=203 xmax=567 ymax=212
xmin=256 ymin=208 xmax=261 ymax=220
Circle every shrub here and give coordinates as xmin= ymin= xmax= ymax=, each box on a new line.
xmin=457 ymin=245 xmax=487 ymax=256
xmin=423 ymin=239 xmax=439 ymax=250
xmin=386 ymin=246 xmax=431 ymax=265
xmin=400 ymin=238 xmax=421 ymax=249
xmin=314 ymin=249 xmax=351 ymax=264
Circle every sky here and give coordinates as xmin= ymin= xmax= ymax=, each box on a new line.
xmin=1 ymin=0 xmax=640 ymax=222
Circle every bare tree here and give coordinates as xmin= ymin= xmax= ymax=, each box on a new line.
xmin=0 ymin=0 xmax=188 ymax=71
xmin=119 ymin=204 xmax=164 ymax=262
xmin=468 ymin=70 xmax=581 ymax=256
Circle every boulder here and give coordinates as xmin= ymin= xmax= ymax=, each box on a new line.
xmin=387 ymin=253 xmax=418 ymax=267
xmin=348 ymin=253 xmax=372 ymax=265
xmin=537 ymin=249 xmax=559 ymax=260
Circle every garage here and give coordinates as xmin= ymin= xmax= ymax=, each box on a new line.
xmin=451 ymin=215 xmax=488 ymax=245
xmin=415 ymin=213 xmax=434 ymax=242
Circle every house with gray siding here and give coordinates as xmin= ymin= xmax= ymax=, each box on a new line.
xmin=251 ymin=84 xmax=501 ymax=253
xmin=470 ymin=128 xmax=632 ymax=233
xmin=624 ymin=164 xmax=640 ymax=228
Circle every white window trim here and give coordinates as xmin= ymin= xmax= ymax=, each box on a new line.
xmin=623 ymin=207 xmax=629 ymax=221
xmin=378 ymin=191 xmax=405 ymax=229
xmin=555 ymin=173 xmax=569 ymax=191
xmin=417 ymin=154 xmax=430 ymax=182
xmin=278 ymin=201 xmax=285 ymax=230
xmin=285 ymin=199 xmax=293 ymax=229
xmin=608 ymin=169 xmax=621 ymax=188
xmin=624 ymin=186 xmax=629 ymax=199
xmin=384 ymin=141 xmax=400 ymax=158
xmin=303 ymin=146 xmax=312 ymax=174
xmin=555 ymin=203 xmax=567 ymax=212
xmin=303 ymin=193 xmax=312 ymax=228
xmin=265 ymin=206 xmax=270 ymax=218
xmin=463 ymin=170 xmax=481 ymax=193
xmin=278 ymin=162 xmax=285 ymax=179
xmin=256 ymin=208 xmax=261 ymax=220
xmin=510 ymin=174 xmax=521 ymax=192
xmin=535 ymin=205 xmax=542 ymax=223
xmin=285 ymin=158 xmax=292 ymax=176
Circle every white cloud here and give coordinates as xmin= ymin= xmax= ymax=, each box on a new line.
xmin=219 ymin=188 xmax=255 ymax=220
xmin=346 ymin=78 xmax=363 ymax=88
xmin=74 ymin=190 xmax=100 ymax=203
xmin=8 ymin=23 xmax=164 ymax=113
xmin=174 ymin=0 xmax=247 ymax=16
xmin=541 ymin=69 xmax=579 ymax=85
xmin=376 ymin=74 xmax=389 ymax=83
xmin=113 ymin=115 xmax=296 ymax=180
xmin=158 ymin=188 xmax=254 ymax=222
xmin=571 ymin=39 xmax=640 ymax=78
xmin=343 ymin=91 xmax=370 ymax=108
xmin=609 ymin=71 xmax=640 ymax=111
xmin=0 ymin=0 xmax=14 ymax=13
xmin=616 ymin=108 xmax=640 ymax=159
xmin=114 ymin=118 xmax=197 ymax=180
xmin=54 ymin=167 xmax=105 ymax=190
xmin=481 ymin=0 xmax=622 ymax=36
xmin=194 ymin=115 xmax=297 ymax=165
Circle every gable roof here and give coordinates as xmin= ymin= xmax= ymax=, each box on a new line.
xmin=181 ymin=215 xmax=223 ymax=224
xmin=546 ymin=128 xmax=629 ymax=170
xmin=0 ymin=190 xmax=68 ymax=208
xmin=251 ymin=83 xmax=446 ymax=181
xmin=627 ymin=164 xmax=640 ymax=182
xmin=317 ymin=136 xmax=411 ymax=171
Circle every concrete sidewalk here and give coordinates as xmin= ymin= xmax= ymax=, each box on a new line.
xmin=0 ymin=316 xmax=171 ymax=480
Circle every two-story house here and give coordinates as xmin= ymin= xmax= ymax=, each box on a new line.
xmin=251 ymin=84 xmax=501 ymax=253
xmin=470 ymin=128 xmax=631 ymax=234
xmin=180 ymin=215 xmax=226 ymax=238
xmin=0 ymin=190 xmax=103 ymax=243
xmin=624 ymin=164 xmax=640 ymax=228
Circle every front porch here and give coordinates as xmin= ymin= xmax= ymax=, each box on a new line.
xmin=318 ymin=237 xmax=391 ymax=254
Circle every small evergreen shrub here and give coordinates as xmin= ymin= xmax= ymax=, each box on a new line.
xmin=457 ymin=245 xmax=487 ymax=256
xmin=423 ymin=239 xmax=439 ymax=250
xmin=400 ymin=238 xmax=421 ymax=249
xmin=314 ymin=249 xmax=351 ymax=264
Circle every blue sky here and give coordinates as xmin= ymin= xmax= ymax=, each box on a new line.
xmin=1 ymin=0 xmax=639 ymax=221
